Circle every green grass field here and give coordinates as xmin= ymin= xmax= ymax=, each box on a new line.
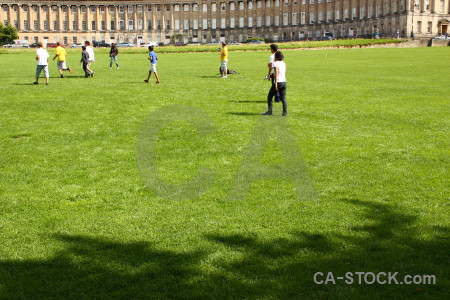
xmin=0 ymin=45 xmax=449 ymax=299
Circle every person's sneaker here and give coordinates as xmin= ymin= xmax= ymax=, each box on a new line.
xmin=156 ymin=81 xmax=160 ymax=84
xmin=46 ymin=82 xmax=49 ymax=85
xmin=60 ymin=75 xmax=64 ymax=78
xmin=282 ymin=112 xmax=287 ymax=117
xmin=91 ymin=72 xmax=95 ymax=77
xmin=33 ymin=82 xmax=38 ymax=85
xmin=144 ymin=79 xmax=149 ymax=83
xmin=261 ymin=111 xmax=272 ymax=115
xmin=68 ymin=68 xmax=73 ymax=74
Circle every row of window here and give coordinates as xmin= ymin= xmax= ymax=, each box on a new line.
xmin=7 ymin=8 xmax=438 ymax=32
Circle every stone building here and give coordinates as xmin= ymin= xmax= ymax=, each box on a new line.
xmin=0 ymin=0 xmax=449 ymax=45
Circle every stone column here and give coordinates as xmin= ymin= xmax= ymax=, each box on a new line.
xmin=57 ymin=5 xmax=62 ymax=33
xmin=67 ymin=5 xmax=72 ymax=32
xmin=28 ymin=4 xmax=33 ymax=32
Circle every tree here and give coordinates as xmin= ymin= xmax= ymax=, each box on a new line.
xmin=0 ymin=23 xmax=19 ymax=45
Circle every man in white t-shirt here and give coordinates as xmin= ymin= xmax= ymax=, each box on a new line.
xmin=262 ymin=51 xmax=287 ymax=116
xmin=33 ymin=42 xmax=50 ymax=85
xmin=85 ymin=41 xmax=95 ymax=77
xmin=266 ymin=44 xmax=280 ymax=103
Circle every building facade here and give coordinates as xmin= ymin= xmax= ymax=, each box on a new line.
xmin=1 ymin=0 xmax=449 ymax=45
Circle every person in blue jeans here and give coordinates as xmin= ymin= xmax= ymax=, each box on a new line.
xmin=144 ymin=46 xmax=160 ymax=84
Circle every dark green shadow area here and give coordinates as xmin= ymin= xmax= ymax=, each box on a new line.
xmin=0 ymin=200 xmax=448 ymax=299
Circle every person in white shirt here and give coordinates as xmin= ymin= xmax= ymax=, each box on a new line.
xmin=262 ymin=51 xmax=287 ymax=116
xmin=33 ymin=42 xmax=50 ymax=85
xmin=266 ymin=44 xmax=280 ymax=103
xmin=85 ymin=41 xmax=95 ymax=77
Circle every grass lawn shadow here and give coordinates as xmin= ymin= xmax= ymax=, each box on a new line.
xmin=0 ymin=200 xmax=447 ymax=298
xmin=229 ymin=100 xmax=267 ymax=103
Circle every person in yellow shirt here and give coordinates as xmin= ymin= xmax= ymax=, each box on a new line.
xmin=53 ymin=42 xmax=72 ymax=78
xmin=219 ymin=42 xmax=228 ymax=78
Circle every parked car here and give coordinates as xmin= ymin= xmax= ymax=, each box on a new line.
xmin=46 ymin=43 xmax=58 ymax=48
xmin=70 ymin=43 xmax=83 ymax=48
xmin=227 ymin=41 xmax=242 ymax=45
xmin=117 ymin=42 xmax=135 ymax=47
xmin=186 ymin=42 xmax=201 ymax=46
xmin=141 ymin=42 xmax=158 ymax=47
xmin=432 ymin=35 xmax=449 ymax=40
xmin=205 ymin=41 xmax=221 ymax=45
xmin=247 ymin=40 xmax=265 ymax=44
xmin=93 ymin=41 xmax=111 ymax=47
xmin=173 ymin=42 xmax=185 ymax=46
xmin=29 ymin=43 xmax=39 ymax=48
xmin=3 ymin=42 xmax=29 ymax=48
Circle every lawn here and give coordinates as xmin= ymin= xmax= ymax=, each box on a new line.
xmin=0 ymin=46 xmax=448 ymax=299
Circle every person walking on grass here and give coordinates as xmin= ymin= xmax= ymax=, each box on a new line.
xmin=144 ymin=46 xmax=160 ymax=84
xmin=266 ymin=43 xmax=280 ymax=103
xmin=53 ymin=42 xmax=72 ymax=78
xmin=219 ymin=42 xmax=228 ymax=78
xmin=261 ymin=51 xmax=287 ymax=117
xmin=85 ymin=41 xmax=95 ymax=77
xmin=109 ymin=43 xmax=120 ymax=69
xmin=33 ymin=42 xmax=49 ymax=85
xmin=80 ymin=46 xmax=90 ymax=78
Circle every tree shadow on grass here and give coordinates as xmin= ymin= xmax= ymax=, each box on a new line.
xmin=0 ymin=200 xmax=448 ymax=298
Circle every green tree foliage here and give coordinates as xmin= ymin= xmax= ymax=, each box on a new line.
xmin=0 ymin=23 xmax=19 ymax=45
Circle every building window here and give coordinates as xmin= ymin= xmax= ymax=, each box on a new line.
xmin=292 ymin=13 xmax=297 ymax=25
xmin=275 ymin=15 xmax=280 ymax=26
xmin=249 ymin=1 xmax=253 ymax=9
xmin=119 ymin=6 xmax=124 ymax=13
xmin=4 ymin=20 xmax=9 ymax=26
xmin=221 ymin=18 xmax=226 ymax=28
xmin=34 ymin=36 xmax=38 ymax=43
xmin=109 ymin=6 xmax=114 ymax=13
xmin=283 ymin=14 xmax=288 ymax=26
xmin=417 ymin=21 xmax=422 ymax=33
xmin=257 ymin=16 xmax=262 ymax=27
xmin=231 ymin=3 xmax=235 ymax=10
xmin=52 ymin=6 xmax=57 ymax=12
xmin=193 ymin=4 xmax=199 ymax=11
xmin=110 ymin=21 xmax=115 ymax=30
xmin=147 ymin=6 xmax=152 ymax=12
xmin=101 ymin=21 xmax=106 ymax=31
xmin=301 ymin=12 xmax=306 ymax=24
xmin=203 ymin=19 xmax=208 ymax=29
xmin=156 ymin=5 xmax=161 ymax=12
xmin=92 ymin=21 xmax=96 ymax=31
xmin=63 ymin=21 xmax=68 ymax=31
xmin=230 ymin=18 xmax=235 ymax=28
xmin=100 ymin=6 xmax=105 ymax=13
xmin=12 ymin=5 xmax=17 ymax=12
xmin=138 ymin=5 xmax=143 ymax=12
xmin=61 ymin=6 xmax=67 ymax=13
xmin=221 ymin=3 xmax=226 ymax=11
xmin=90 ymin=6 xmax=96 ymax=13
xmin=81 ymin=6 xmax=86 ymax=13
xmin=128 ymin=6 xmax=133 ymax=13
xmin=34 ymin=20 xmax=38 ymax=30
xmin=71 ymin=6 xmax=77 ymax=13
xmin=239 ymin=17 xmax=244 ymax=27
xmin=203 ymin=4 xmax=208 ymax=12
xmin=42 ymin=5 xmax=48 ymax=12
xmin=266 ymin=16 xmax=271 ymax=26
xmin=427 ymin=21 xmax=432 ymax=33
xmin=23 ymin=20 xmax=29 ymax=30
xmin=33 ymin=5 xmax=38 ymax=12
xmin=212 ymin=18 xmax=216 ymax=29
xmin=73 ymin=21 xmax=78 ymax=30
xmin=82 ymin=21 xmax=87 ymax=31
xmin=63 ymin=37 xmax=67 ymax=45
xmin=147 ymin=20 xmax=152 ymax=30
xmin=184 ymin=4 xmax=190 ymax=12
xmin=119 ymin=20 xmax=124 ymax=30
xmin=212 ymin=3 xmax=217 ymax=11
xmin=53 ymin=21 xmax=58 ymax=31
xmin=44 ymin=20 xmax=48 ymax=31
xmin=267 ymin=1 xmax=271 ymax=8
xmin=240 ymin=2 xmax=244 ymax=10
xmin=128 ymin=20 xmax=134 ymax=30
xmin=165 ymin=5 xmax=170 ymax=12
xmin=284 ymin=0 xmax=289 ymax=6
xmin=73 ymin=37 xmax=77 ymax=44
xmin=139 ymin=20 xmax=143 ymax=30
xmin=248 ymin=17 xmax=253 ymax=27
